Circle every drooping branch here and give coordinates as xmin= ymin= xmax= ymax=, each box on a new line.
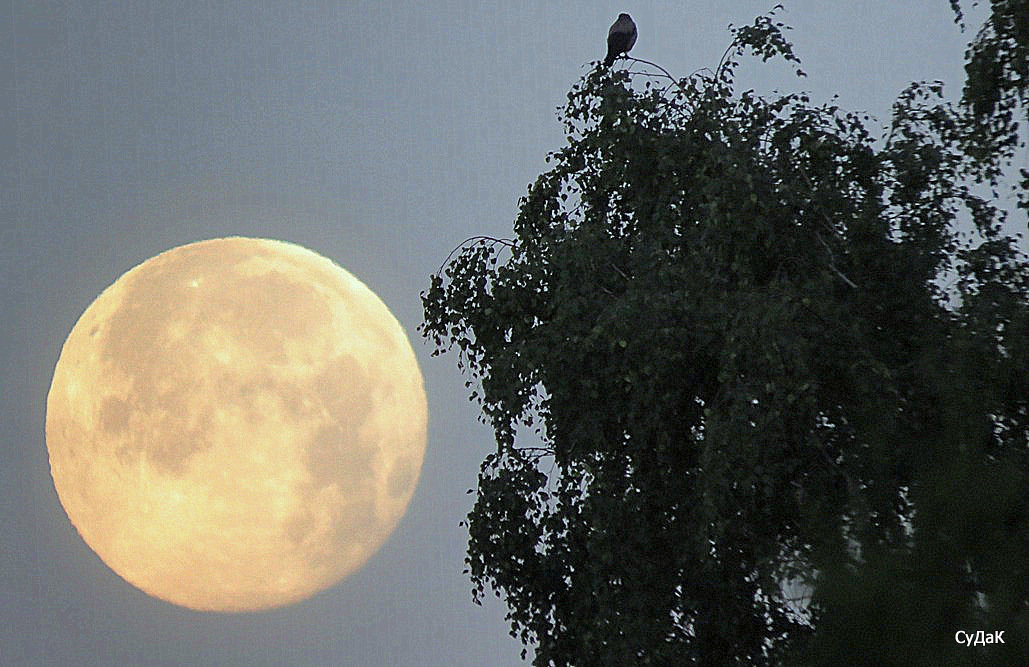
xmin=434 ymin=235 xmax=517 ymax=280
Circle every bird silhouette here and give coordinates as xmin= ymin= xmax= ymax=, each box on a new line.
xmin=603 ymin=13 xmax=637 ymax=67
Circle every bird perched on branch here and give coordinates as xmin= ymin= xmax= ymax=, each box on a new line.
xmin=603 ymin=13 xmax=637 ymax=67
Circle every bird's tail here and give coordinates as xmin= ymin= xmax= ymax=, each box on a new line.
xmin=603 ymin=52 xmax=616 ymax=67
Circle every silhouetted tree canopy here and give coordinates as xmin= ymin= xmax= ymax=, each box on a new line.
xmin=952 ymin=0 xmax=1028 ymax=200
xmin=423 ymin=6 xmax=1028 ymax=664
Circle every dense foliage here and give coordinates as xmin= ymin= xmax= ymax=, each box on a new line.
xmin=952 ymin=0 xmax=1029 ymax=199
xmin=423 ymin=6 xmax=1028 ymax=664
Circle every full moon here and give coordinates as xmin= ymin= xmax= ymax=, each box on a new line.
xmin=45 ymin=237 xmax=427 ymax=612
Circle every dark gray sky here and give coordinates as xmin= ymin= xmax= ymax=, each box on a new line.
xmin=2 ymin=2 xmax=1013 ymax=665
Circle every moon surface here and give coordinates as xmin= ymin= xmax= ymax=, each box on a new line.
xmin=45 ymin=237 xmax=427 ymax=612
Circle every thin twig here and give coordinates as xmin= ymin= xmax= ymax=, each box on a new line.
xmin=625 ymin=56 xmax=689 ymax=94
xmin=796 ymin=164 xmax=845 ymax=241
xmin=816 ymin=232 xmax=859 ymax=288
xmin=715 ymin=40 xmax=738 ymax=81
xmin=609 ymin=262 xmax=630 ymax=281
